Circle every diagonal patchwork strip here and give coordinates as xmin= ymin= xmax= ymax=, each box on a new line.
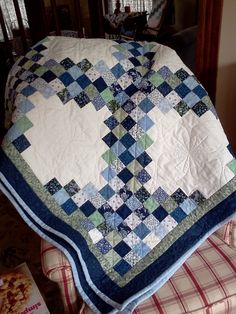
xmin=5 ymin=41 xmax=214 ymax=159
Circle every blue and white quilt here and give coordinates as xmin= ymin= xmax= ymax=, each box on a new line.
xmin=1 ymin=37 xmax=236 ymax=313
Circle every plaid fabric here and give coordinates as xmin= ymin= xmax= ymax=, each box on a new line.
xmin=40 ymin=240 xmax=82 ymax=314
xmin=131 ymin=234 xmax=236 ymax=314
xmin=215 ymin=219 xmax=236 ymax=248
xmin=41 ymin=231 xmax=236 ymax=314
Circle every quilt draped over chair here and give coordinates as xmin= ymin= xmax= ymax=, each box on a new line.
xmin=0 ymin=37 xmax=236 ymax=313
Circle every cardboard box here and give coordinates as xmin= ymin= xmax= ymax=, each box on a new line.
xmin=0 ymin=263 xmax=50 ymax=314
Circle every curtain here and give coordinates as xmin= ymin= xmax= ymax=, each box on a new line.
xmin=0 ymin=0 xmax=28 ymax=41
xmin=110 ymin=0 xmax=153 ymax=14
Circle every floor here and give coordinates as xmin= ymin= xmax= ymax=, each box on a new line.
xmin=0 ymin=192 xmax=64 ymax=313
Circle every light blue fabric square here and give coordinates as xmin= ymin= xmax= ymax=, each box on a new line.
xmin=210 ymin=106 xmax=218 ymax=118
xmin=138 ymin=115 xmax=154 ymax=131
xmin=31 ymin=77 xmax=47 ymax=89
xmin=154 ymin=223 xmax=167 ymax=240
xmin=101 ymin=167 xmax=117 ymax=182
xmin=115 ymin=92 xmax=129 ymax=105
xmin=6 ymin=125 xmax=22 ymax=142
xmin=183 ymin=76 xmax=198 ymax=90
xmin=137 ymin=47 xmax=143 ymax=54
xmin=111 ymin=141 xmax=126 ymax=156
xmin=32 ymin=78 xmax=55 ymax=98
xmin=20 ymin=70 xmax=32 ymax=80
xmin=139 ymin=98 xmax=154 ymax=113
xmin=93 ymin=95 xmax=106 ymax=111
xmin=180 ymin=198 xmax=197 ymax=214
xmin=128 ymin=143 xmax=144 ymax=158
xmin=133 ymin=76 xmax=142 ymax=88
xmin=134 ymin=223 xmax=150 ymax=239
xmin=68 ymin=65 xmax=83 ymax=80
xmin=83 ymin=182 xmax=98 ymax=199
xmin=156 ymin=98 xmax=172 ymax=114
xmin=18 ymin=99 xmax=35 ymax=114
xmin=184 ymin=92 xmax=200 ymax=108
xmin=126 ymin=195 xmax=142 ymax=211
xmin=67 ymin=82 xmax=82 ymax=98
xmin=133 ymin=241 xmax=151 ymax=258
xmin=41 ymin=85 xmax=56 ymax=98
xmin=94 ymin=60 xmax=109 ymax=74
xmin=124 ymin=43 xmax=134 ymax=50
xmin=102 ymin=71 xmax=116 ymax=86
xmin=113 ymin=51 xmax=126 ymax=62
xmin=44 ymin=59 xmax=58 ymax=68
xmin=105 ymin=212 xmax=123 ymax=228
xmin=53 ymin=188 xmax=70 ymax=205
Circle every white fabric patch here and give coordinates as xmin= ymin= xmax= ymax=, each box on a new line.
xmin=22 ymin=93 xmax=108 ymax=188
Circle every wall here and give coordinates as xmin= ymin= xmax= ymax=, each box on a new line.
xmin=216 ymin=0 xmax=236 ymax=152
xmin=174 ymin=0 xmax=198 ymax=31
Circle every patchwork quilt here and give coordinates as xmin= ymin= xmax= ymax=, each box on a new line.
xmin=1 ymin=37 xmax=236 ymax=313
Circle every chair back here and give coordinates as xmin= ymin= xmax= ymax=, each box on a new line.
xmin=147 ymin=0 xmax=172 ymax=29
xmin=120 ymin=12 xmax=147 ymax=40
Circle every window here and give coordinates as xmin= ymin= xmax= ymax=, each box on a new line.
xmin=110 ymin=0 xmax=152 ymax=14
xmin=0 ymin=0 xmax=28 ymax=41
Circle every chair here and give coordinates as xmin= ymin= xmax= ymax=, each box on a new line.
xmin=103 ymin=12 xmax=129 ymax=39
xmin=136 ymin=0 xmax=198 ymax=46
xmin=107 ymin=0 xmax=171 ymax=41
xmin=134 ymin=0 xmax=172 ymax=41
xmin=41 ymin=219 xmax=236 ymax=313
xmin=119 ymin=12 xmax=148 ymax=40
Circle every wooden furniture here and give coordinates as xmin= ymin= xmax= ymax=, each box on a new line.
xmin=120 ymin=11 xmax=148 ymax=40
